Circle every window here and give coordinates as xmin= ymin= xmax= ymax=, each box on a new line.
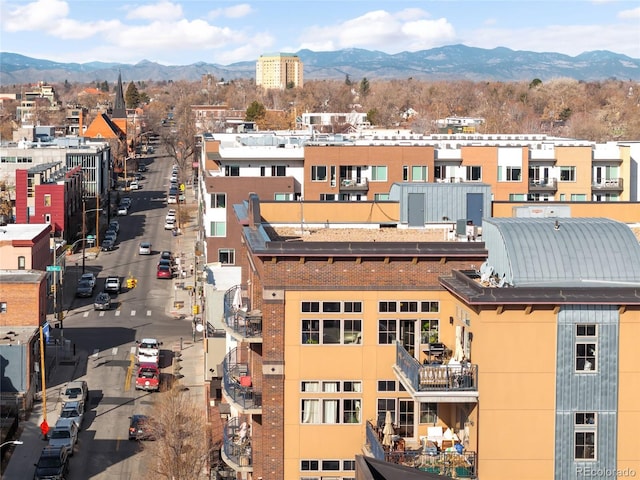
xmin=399 ymin=301 xmax=418 ymax=312
xmin=466 ymin=166 xmax=482 ymax=181
xmin=420 ymin=402 xmax=438 ymax=424
xmin=209 ymin=222 xmax=226 ymax=237
xmin=302 ymin=302 xmax=320 ymax=312
xmin=210 ymin=193 xmax=226 ymax=208
xmin=323 ymin=320 xmax=341 ymax=344
xmin=343 ymin=460 xmax=355 ymax=471
xmin=18 ymin=256 xmax=26 ymax=270
xmin=421 ymin=301 xmax=439 ymax=312
xmin=377 ymin=399 xmax=396 ymax=427
xmin=301 ymin=460 xmax=319 ymax=471
xmin=260 ymin=166 xmax=266 ymax=177
xmin=505 ymin=167 xmax=522 ymax=181
xmin=344 ymin=320 xmax=362 ymax=344
xmin=274 ymin=192 xmax=292 ymax=201
xmin=225 ymin=165 xmax=240 ymax=176
xmin=377 ymin=380 xmax=396 ymax=392
xmin=322 ymin=460 xmax=341 ymax=470
xmin=412 ymin=166 xmax=428 ymax=181
xmin=576 ymin=324 xmax=597 ymax=372
xmin=312 ymin=166 xmax=327 ymax=181
xmin=302 ymin=320 xmax=320 ymax=344
xmin=320 ymin=194 xmax=337 ymax=201
xmin=378 ymin=320 xmax=397 ymax=344
xmin=420 ymin=319 xmax=439 ymax=344
xmin=323 ymin=302 xmax=341 ymax=313
xmin=44 ymin=214 xmax=51 ymax=223
xmin=301 ymin=381 xmax=320 ymax=392
xmin=0 ymin=302 xmax=6 ymax=313
xmin=301 ymin=398 xmax=362 ymax=424
xmin=272 ymin=165 xmax=286 ymax=176
xmin=575 ymin=412 xmax=596 ymax=460
xmin=344 ymin=302 xmax=362 ymax=313
xmin=560 ymin=166 xmax=576 ymax=182
xmin=402 ymin=166 xmax=408 ymax=181
xmin=218 ymin=249 xmax=235 ymax=264
xmin=371 ymin=166 xmax=388 ymax=182
xmin=44 ymin=194 xmax=51 ymax=206
xmin=343 ymin=381 xmax=362 ymax=392
xmin=571 ymin=194 xmax=587 ymax=201
xmin=374 ymin=193 xmax=390 ymax=201
xmin=379 ymin=301 xmax=397 ymax=313
xmin=302 ymin=301 xmax=361 ymax=313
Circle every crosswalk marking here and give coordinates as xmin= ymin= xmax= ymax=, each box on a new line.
xmin=147 ymin=310 xmax=152 ymax=316
xmin=99 ymin=311 xmax=105 ymax=317
xmin=83 ymin=311 xmax=89 ymax=318
xmin=115 ymin=310 xmax=121 ymax=316
xmin=131 ymin=310 xmax=136 ymax=316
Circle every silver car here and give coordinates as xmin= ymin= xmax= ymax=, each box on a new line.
xmin=48 ymin=418 xmax=78 ymax=456
xmin=59 ymin=400 xmax=84 ymax=430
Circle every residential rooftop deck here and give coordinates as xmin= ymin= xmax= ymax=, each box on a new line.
xmin=268 ymin=226 xmax=461 ymax=243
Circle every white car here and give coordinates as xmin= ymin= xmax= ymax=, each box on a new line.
xmin=167 ymin=194 xmax=177 ymax=204
xmin=79 ymin=273 xmax=96 ymax=289
xmin=117 ymin=205 xmax=128 ymax=216
xmin=139 ymin=242 xmax=152 ymax=255
xmin=136 ymin=338 xmax=162 ymax=362
xmin=129 ymin=181 xmax=139 ymax=190
xmin=164 ymin=218 xmax=175 ymax=230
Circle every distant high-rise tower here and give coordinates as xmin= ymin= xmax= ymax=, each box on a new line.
xmin=256 ymin=53 xmax=303 ymax=90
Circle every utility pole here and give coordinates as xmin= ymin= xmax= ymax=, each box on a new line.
xmin=95 ymin=194 xmax=100 ymax=248
xmin=82 ymin=198 xmax=86 ymax=274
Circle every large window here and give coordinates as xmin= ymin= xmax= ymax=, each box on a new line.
xmin=420 ymin=402 xmax=438 ymax=424
xmin=371 ymin=166 xmax=388 ymax=182
xmin=301 ymin=319 xmax=362 ymax=345
xmin=302 ymin=301 xmax=362 ymax=313
xmin=210 ymin=193 xmax=226 ymax=208
xmin=412 ymin=166 xmax=428 ymax=181
xmin=574 ymin=412 xmax=596 ymax=460
xmin=44 ymin=194 xmax=51 ymax=206
xmin=576 ymin=324 xmax=597 ymax=372
xmin=505 ymin=166 xmax=522 ymax=181
xmin=560 ymin=166 xmax=576 ymax=182
xmin=224 ymin=165 xmax=240 ymax=176
xmin=209 ymin=221 xmax=226 ymax=237
xmin=301 ymin=398 xmax=361 ymax=424
xmin=272 ymin=165 xmax=286 ymax=176
xmin=420 ymin=319 xmax=439 ymax=344
xmin=218 ymin=249 xmax=235 ymax=264
xmin=378 ymin=319 xmax=397 ymax=344
xmin=466 ymin=166 xmax=482 ymax=181
xmin=311 ymin=166 xmax=327 ymax=181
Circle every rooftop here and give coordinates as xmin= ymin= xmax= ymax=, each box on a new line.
xmin=0 ymin=224 xmax=50 ymax=241
xmin=269 ymin=226 xmax=456 ymax=243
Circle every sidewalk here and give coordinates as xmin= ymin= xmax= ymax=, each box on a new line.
xmin=2 ymin=189 xmax=205 ymax=479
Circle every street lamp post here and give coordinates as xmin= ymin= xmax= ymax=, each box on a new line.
xmin=0 ymin=440 xmax=23 ymax=448
xmin=82 ymin=199 xmax=86 ymax=274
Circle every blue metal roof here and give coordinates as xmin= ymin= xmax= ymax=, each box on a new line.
xmin=483 ymin=217 xmax=640 ymax=287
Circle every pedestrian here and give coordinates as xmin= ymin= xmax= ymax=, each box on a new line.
xmin=40 ymin=419 xmax=49 ymax=440
xmin=190 ymin=264 xmax=194 ymax=276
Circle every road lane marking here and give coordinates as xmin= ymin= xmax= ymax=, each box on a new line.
xmin=147 ymin=310 xmax=152 ymax=316
xmin=131 ymin=310 xmax=136 ymax=316
xmin=83 ymin=311 xmax=89 ymax=317
xmin=99 ymin=311 xmax=105 ymax=317
xmin=115 ymin=310 xmax=121 ymax=316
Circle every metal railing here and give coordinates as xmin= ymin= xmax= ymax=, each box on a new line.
xmin=221 ymin=348 xmax=262 ymax=411
xmin=528 ymin=178 xmax=557 ymax=191
xmin=396 ymin=343 xmax=478 ymax=392
xmin=592 ymin=178 xmax=623 ymax=190
xmin=339 ymin=178 xmax=369 ymax=191
xmin=223 ymin=286 xmax=262 ymax=339
xmin=222 ymin=417 xmax=252 ymax=470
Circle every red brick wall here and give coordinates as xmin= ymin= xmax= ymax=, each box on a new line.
xmin=0 ymin=276 xmax=47 ymax=327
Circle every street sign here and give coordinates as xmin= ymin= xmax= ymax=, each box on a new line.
xmin=46 ymin=265 xmax=62 ymax=272
xmin=180 ymin=183 xmax=185 ymax=191
xmin=87 ymin=235 xmax=95 ymax=239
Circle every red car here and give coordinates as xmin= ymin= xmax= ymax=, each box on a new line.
xmin=135 ymin=363 xmax=160 ymax=392
xmin=156 ymin=265 xmax=172 ymax=279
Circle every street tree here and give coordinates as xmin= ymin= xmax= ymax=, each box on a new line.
xmin=125 ymin=82 xmax=141 ymax=108
xmin=245 ymin=100 xmax=267 ymax=122
xmin=145 ymin=386 xmax=214 ymax=479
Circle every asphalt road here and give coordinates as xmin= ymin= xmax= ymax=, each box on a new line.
xmin=54 ymin=150 xmax=194 ymax=479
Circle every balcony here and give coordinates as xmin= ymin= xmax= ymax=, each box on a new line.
xmin=223 ymin=285 xmax=262 ymax=342
xmin=364 ymin=421 xmax=477 ymax=478
xmin=221 ymin=417 xmax=253 ymax=473
xmin=592 ymin=178 xmax=623 ymax=191
xmin=393 ymin=342 xmax=478 ymax=402
xmin=528 ymin=178 xmax=557 ymax=192
xmin=339 ymin=178 xmax=369 ymax=192
xmin=222 ymin=348 xmax=262 ymax=413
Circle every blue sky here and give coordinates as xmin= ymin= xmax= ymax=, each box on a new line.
xmin=1 ymin=0 xmax=639 ymax=65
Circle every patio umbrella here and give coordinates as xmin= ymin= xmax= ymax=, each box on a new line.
xmin=233 ymin=287 xmax=243 ymax=310
xmin=382 ymin=411 xmax=394 ymax=448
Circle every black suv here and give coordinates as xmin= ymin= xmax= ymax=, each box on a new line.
xmin=33 ymin=445 xmax=69 ymax=480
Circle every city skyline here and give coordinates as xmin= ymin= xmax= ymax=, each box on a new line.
xmin=1 ymin=0 xmax=639 ymax=66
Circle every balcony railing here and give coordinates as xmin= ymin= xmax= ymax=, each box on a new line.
xmin=339 ymin=178 xmax=369 ymax=191
xmin=222 ymin=348 xmax=262 ymax=412
xmin=395 ymin=342 xmax=478 ymax=393
xmin=221 ymin=417 xmax=253 ymax=472
xmin=223 ymin=285 xmax=262 ymax=341
xmin=365 ymin=421 xmax=477 ymax=477
xmin=592 ymin=178 xmax=623 ymax=191
xmin=528 ymin=178 xmax=557 ymax=191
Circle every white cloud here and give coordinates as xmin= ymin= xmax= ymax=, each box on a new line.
xmin=618 ymin=6 xmax=640 ymax=19
xmin=298 ymin=8 xmax=456 ymax=53
xmin=126 ymin=1 xmax=184 ymax=21
xmin=207 ymin=3 xmax=253 ymax=20
xmin=1 ymin=0 xmax=70 ymax=32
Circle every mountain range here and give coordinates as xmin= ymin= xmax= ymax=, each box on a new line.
xmin=1 ymin=45 xmax=639 ymax=84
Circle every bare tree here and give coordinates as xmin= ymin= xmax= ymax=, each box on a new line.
xmin=144 ymin=386 xmax=213 ymax=479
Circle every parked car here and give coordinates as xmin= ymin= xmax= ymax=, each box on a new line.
xmin=137 ymin=164 xmax=147 ymax=172
xmin=135 ymin=363 xmax=160 ymax=391
xmin=139 ymin=242 xmax=152 ymax=255
xmin=33 ymin=446 xmax=69 ymax=480
xmin=48 ymin=418 xmax=78 ymax=456
xmin=121 ymin=197 xmax=132 ymax=208
xmin=164 ymin=218 xmax=175 ymax=230
xmin=101 ymin=238 xmax=115 ymax=251
xmin=156 ymin=265 xmax=172 ymax=279
xmin=136 ymin=338 xmax=161 ymax=361
xmin=61 ymin=380 xmax=89 ymax=404
xmin=93 ymin=292 xmax=111 ymax=310
xmin=117 ymin=205 xmax=128 ymax=216
xmin=59 ymin=400 xmax=84 ymax=430
xmin=167 ymin=194 xmax=177 ymax=204
xmin=129 ymin=414 xmax=155 ymax=441
xmin=160 ymin=251 xmax=174 ymax=263
xmin=109 ymin=220 xmax=119 ymax=233
xmin=104 ymin=230 xmax=117 ymax=243
xmin=104 ymin=276 xmax=121 ymax=294
xmin=79 ymin=273 xmax=96 ymax=289
xmin=129 ymin=181 xmax=139 ymax=190
xmin=75 ymin=280 xmax=93 ymax=298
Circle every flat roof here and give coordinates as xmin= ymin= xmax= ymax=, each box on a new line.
xmin=270 ymin=226 xmax=454 ymax=243
xmin=0 ymin=224 xmax=50 ymax=241
xmin=0 ymin=269 xmax=47 ymax=283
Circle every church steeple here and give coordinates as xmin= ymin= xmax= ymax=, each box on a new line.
xmin=112 ymin=71 xmax=126 ymax=119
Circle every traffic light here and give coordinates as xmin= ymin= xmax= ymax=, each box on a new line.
xmin=192 ymin=305 xmax=200 ymax=314
xmin=126 ymin=278 xmax=134 ymax=289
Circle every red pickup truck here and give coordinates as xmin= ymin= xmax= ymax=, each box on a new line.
xmin=135 ymin=363 xmax=160 ymax=392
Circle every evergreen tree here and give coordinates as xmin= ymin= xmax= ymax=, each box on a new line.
xmin=245 ymin=101 xmax=266 ymax=122
xmin=125 ymin=82 xmax=141 ymax=108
